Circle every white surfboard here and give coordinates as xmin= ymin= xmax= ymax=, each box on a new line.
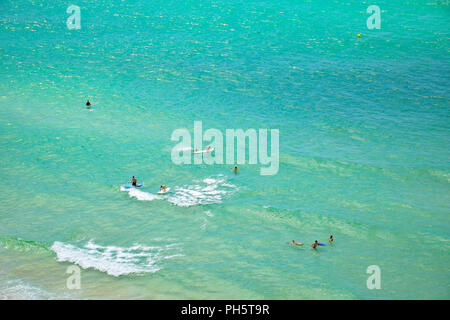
xmin=157 ymin=187 xmax=171 ymax=195
xmin=193 ymin=148 xmax=214 ymax=154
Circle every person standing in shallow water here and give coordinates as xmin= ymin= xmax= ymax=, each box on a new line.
xmin=329 ymin=235 xmax=333 ymax=244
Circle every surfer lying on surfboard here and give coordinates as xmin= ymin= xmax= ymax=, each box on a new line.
xmin=291 ymin=240 xmax=303 ymax=246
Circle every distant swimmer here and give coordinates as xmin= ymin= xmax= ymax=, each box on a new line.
xmin=131 ymin=176 xmax=137 ymax=187
xmin=86 ymin=100 xmax=91 ymax=107
xmin=205 ymin=146 xmax=211 ymax=151
xmin=291 ymin=240 xmax=303 ymax=246
xmin=312 ymin=240 xmax=319 ymax=249
xmin=232 ymin=166 xmax=239 ymax=173
xmin=329 ymin=235 xmax=333 ymax=244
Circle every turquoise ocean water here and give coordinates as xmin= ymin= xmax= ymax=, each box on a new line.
xmin=0 ymin=0 xmax=449 ymax=299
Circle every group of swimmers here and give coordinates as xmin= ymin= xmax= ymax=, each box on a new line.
xmin=130 ymin=145 xmax=330 ymax=251
xmin=130 ymin=166 xmax=239 ymax=191
xmin=291 ymin=235 xmax=333 ymax=249
xmin=99 ymin=97 xmax=329 ymax=251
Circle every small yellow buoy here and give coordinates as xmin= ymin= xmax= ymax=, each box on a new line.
xmin=357 ymin=34 xmax=361 ymax=38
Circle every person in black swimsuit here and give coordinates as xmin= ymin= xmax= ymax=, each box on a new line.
xmin=131 ymin=176 xmax=137 ymax=186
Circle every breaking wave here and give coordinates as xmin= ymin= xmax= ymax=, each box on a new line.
xmin=50 ymin=240 xmax=183 ymax=277
xmin=120 ymin=175 xmax=237 ymax=207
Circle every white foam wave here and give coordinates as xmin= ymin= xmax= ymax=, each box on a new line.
xmin=167 ymin=175 xmax=237 ymax=207
xmin=51 ymin=240 xmax=183 ymax=277
xmin=120 ymin=187 xmax=163 ymax=201
xmin=120 ymin=175 xmax=237 ymax=207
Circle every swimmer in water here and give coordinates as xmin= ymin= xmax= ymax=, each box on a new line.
xmin=312 ymin=240 xmax=319 ymax=249
xmin=291 ymin=240 xmax=303 ymax=246
xmin=160 ymin=185 xmax=166 ymax=191
xmin=232 ymin=166 xmax=239 ymax=173
xmin=329 ymin=235 xmax=333 ymax=244
xmin=86 ymin=100 xmax=91 ymax=108
xmin=131 ymin=176 xmax=137 ymax=187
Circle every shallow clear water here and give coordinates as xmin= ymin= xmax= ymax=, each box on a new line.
xmin=0 ymin=0 xmax=449 ymax=299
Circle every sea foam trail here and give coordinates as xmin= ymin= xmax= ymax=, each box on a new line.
xmin=167 ymin=175 xmax=238 ymax=207
xmin=120 ymin=186 xmax=163 ymax=201
xmin=120 ymin=175 xmax=237 ymax=207
xmin=51 ymin=240 xmax=183 ymax=277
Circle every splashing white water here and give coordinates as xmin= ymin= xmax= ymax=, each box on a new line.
xmin=51 ymin=240 xmax=183 ymax=277
xmin=120 ymin=186 xmax=163 ymax=201
xmin=167 ymin=175 xmax=238 ymax=207
xmin=120 ymin=175 xmax=237 ymax=207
